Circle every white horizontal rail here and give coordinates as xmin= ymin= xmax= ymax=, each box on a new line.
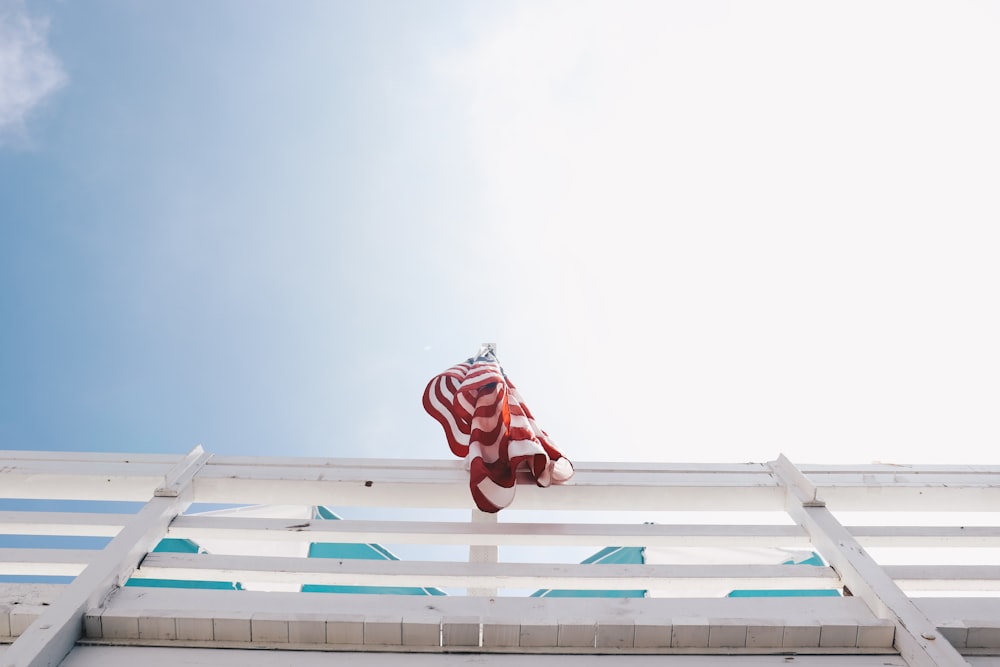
xmin=194 ymin=466 xmax=784 ymax=491
xmin=3 ymin=512 xmax=996 ymax=550
xmin=191 ymin=463 xmax=785 ymax=510
xmin=848 ymin=525 xmax=1000 ymax=547
xmin=4 ymin=452 xmax=1000 ymax=511
xmin=0 ymin=549 xmax=93 ymax=577
xmin=205 ymin=457 xmax=773 ymax=473
xmin=0 ymin=512 xmax=128 ymax=537
xmin=79 ymin=588 xmax=904 ymax=654
xmin=132 ymin=553 xmax=841 ymax=592
xmin=164 ymin=516 xmax=1000 ymax=549
xmin=3 ymin=512 xmax=996 ymax=551
xmin=0 ymin=451 xmax=181 ymax=464
xmin=167 ymin=516 xmax=811 ymax=547
xmin=1 ymin=449 xmax=204 ymax=667
xmin=886 ymin=565 xmax=1000 ymax=591
xmin=0 ymin=459 xmax=167 ymax=501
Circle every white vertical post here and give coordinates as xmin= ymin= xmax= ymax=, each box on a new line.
xmin=468 ymin=510 xmax=499 ymax=597
xmin=769 ymin=454 xmax=970 ymax=667
xmin=1 ymin=446 xmax=211 ymax=667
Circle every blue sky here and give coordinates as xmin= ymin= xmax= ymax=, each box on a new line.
xmin=2 ymin=0 xmax=999 ymax=466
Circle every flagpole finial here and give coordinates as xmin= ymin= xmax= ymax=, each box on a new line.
xmin=477 ymin=342 xmax=497 ymax=358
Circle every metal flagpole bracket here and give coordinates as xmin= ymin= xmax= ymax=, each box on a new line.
xmin=155 ymin=444 xmax=212 ymax=497
xmin=769 ymin=454 xmax=825 ymax=507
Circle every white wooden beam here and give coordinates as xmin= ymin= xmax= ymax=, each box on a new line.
xmin=0 ymin=451 xmax=180 ymax=464
xmin=132 ymin=552 xmax=840 ymax=593
xmin=820 ymin=486 xmax=1000 ymax=512
xmin=205 ymin=456 xmax=773 ymax=474
xmin=80 ymin=588 xmax=902 ymax=653
xmin=468 ymin=510 xmax=499 ymax=596
xmin=0 ymin=463 xmax=166 ymax=501
xmin=166 ymin=516 xmax=811 ymax=547
xmin=165 ymin=515 xmax=1000 ymax=549
xmin=884 ymin=565 xmax=1000 ymax=591
xmin=848 ymin=526 xmax=1000 ymax=547
xmin=191 ymin=463 xmax=787 ymax=511
xmin=51 ymin=646 xmax=913 ymax=665
xmin=5 ymin=451 xmax=999 ymax=511
xmin=0 ymin=512 xmax=128 ymax=538
xmin=0 ymin=549 xmax=92 ymax=577
xmin=769 ymin=455 xmax=970 ymax=667
xmin=0 ymin=446 xmax=210 ymax=667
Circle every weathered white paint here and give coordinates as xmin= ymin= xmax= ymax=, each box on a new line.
xmin=0 ymin=549 xmax=92 ymax=577
xmin=3 ymin=449 xmax=1000 ymax=665
xmin=81 ymin=587 xmax=906 ymax=651
xmin=0 ymin=513 xmax=127 ymax=538
xmin=4 ymin=450 xmax=998 ymax=510
xmin=770 ymin=455 xmax=970 ymax=667
xmin=0 ymin=447 xmax=209 ymax=667
xmin=131 ymin=552 xmax=841 ymax=593
xmin=166 ymin=515 xmax=813 ymax=547
xmin=468 ymin=510 xmax=499 ymax=596
xmin=162 ymin=516 xmax=1000 ymax=549
xmin=54 ymin=646 xmax=921 ymax=667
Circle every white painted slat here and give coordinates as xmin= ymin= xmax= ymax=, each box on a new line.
xmin=5 ymin=451 xmax=998 ymax=511
xmin=0 ymin=512 xmax=129 ymax=538
xmin=0 ymin=461 xmax=174 ymax=479
xmin=885 ymin=565 xmax=1000 ymax=591
xmin=468 ymin=511 xmax=498 ymax=597
xmin=822 ymin=486 xmax=1000 ymax=512
xmin=166 ymin=516 xmax=1000 ymax=549
xmin=770 ymin=455 xmax=969 ymax=667
xmin=191 ymin=471 xmax=787 ymax=510
xmin=3 ymin=450 xmax=996 ymax=480
xmin=39 ymin=646 xmax=924 ymax=666
xmin=0 ymin=463 xmax=165 ymax=501
xmin=166 ymin=516 xmax=810 ymax=547
xmin=0 ymin=451 xmax=181 ymax=464
xmin=155 ymin=447 xmax=213 ymax=498
xmin=133 ymin=552 xmax=840 ymax=592
xmin=198 ymin=464 xmax=780 ymax=488
xmin=77 ymin=588 xmax=913 ymax=652
xmin=194 ymin=471 xmax=1000 ymax=512
xmin=807 ymin=472 xmax=1000 ymax=485
xmin=0 ymin=447 xmax=205 ymax=667
xmin=0 ymin=549 xmax=93 ymax=577
xmin=207 ymin=456 xmax=774 ymax=475
xmin=800 ymin=463 xmax=1000 ymax=475
xmin=848 ymin=526 xmax=1000 ymax=547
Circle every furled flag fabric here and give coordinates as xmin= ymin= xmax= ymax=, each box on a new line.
xmin=423 ymin=346 xmax=574 ymax=512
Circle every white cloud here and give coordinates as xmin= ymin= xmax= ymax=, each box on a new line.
xmin=0 ymin=0 xmax=66 ymax=139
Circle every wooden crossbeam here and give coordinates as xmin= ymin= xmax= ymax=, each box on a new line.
xmin=132 ymin=552 xmax=841 ymax=592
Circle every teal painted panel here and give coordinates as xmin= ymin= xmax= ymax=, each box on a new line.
xmin=728 ymin=589 xmax=841 ymax=597
xmin=304 ymin=506 xmax=447 ymax=596
xmin=532 ymin=546 xmax=646 ymax=598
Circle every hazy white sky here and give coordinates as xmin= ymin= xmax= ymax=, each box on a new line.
xmin=1 ymin=0 xmax=998 ymax=467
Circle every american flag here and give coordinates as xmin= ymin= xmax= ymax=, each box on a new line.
xmin=422 ymin=347 xmax=574 ymax=513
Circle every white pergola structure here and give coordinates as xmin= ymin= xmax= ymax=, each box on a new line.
xmin=2 ymin=448 xmax=1000 ymax=667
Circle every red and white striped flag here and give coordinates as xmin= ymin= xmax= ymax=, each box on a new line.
xmin=422 ymin=347 xmax=573 ymax=513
